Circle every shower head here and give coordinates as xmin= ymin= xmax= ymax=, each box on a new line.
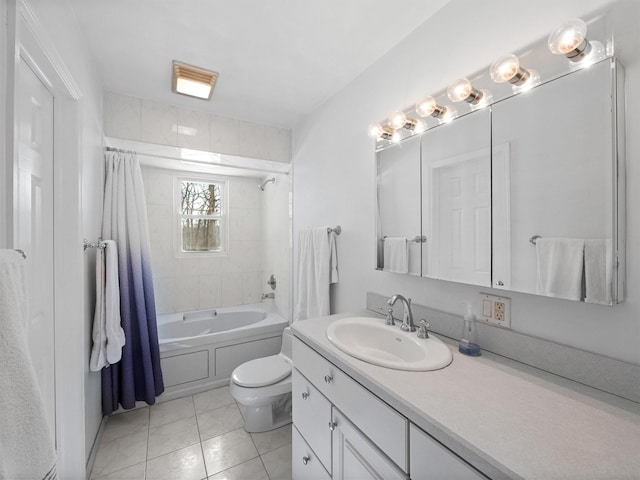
xmin=258 ymin=177 xmax=276 ymax=191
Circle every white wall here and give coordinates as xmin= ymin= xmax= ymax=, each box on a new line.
xmin=0 ymin=0 xmax=8 ymax=247
xmin=22 ymin=0 xmax=105 ymax=466
xmin=292 ymin=0 xmax=640 ymax=364
xmin=105 ymin=92 xmax=291 ymax=163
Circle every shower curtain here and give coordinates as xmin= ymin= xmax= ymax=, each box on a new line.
xmin=101 ymin=150 xmax=164 ymax=414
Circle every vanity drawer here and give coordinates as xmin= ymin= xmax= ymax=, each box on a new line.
xmin=293 ymin=338 xmax=409 ymax=472
xmin=292 ymin=368 xmax=332 ymax=473
xmin=292 ymin=425 xmax=332 ymax=480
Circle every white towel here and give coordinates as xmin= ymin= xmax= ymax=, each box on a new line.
xmin=0 ymin=250 xmax=57 ymax=480
xmin=584 ymin=239 xmax=612 ymax=305
xmin=383 ymin=237 xmax=409 ymax=274
xmin=294 ymin=227 xmax=338 ymax=321
xmin=90 ymin=240 xmax=125 ymax=371
xmin=536 ymin=238 xmax=584 ymax=301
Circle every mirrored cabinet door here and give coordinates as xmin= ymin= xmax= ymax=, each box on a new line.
xmin=491 ymin=59 xmax=616 ymax=304
xmin=421 ymin=109 xmax=491 ymax=286
xmin=376 ymin=135 xmax=421 ymax=276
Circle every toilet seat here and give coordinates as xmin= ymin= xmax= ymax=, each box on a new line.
xmin=232 ymin=355 xmax=291 ymax=387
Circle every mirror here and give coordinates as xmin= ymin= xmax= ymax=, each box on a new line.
xmin=374 ymin=58 xmax=623 ymax=304
xmin=421 ymin=109 xmax=491 ymax=286
xmin=492 ymin=59 xmax=620 ymax=304
xmin=376 ymin=135 xmax=421 ymax=276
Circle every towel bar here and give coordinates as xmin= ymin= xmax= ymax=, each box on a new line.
xmin=327 ymin=226 xmax=342 ymax=235
xmin=83 ymin=238 xmax=107 ymax=251
xmin=530 ymin=235 xmax=542 ymax=245
xmin=14 ymin=249 xmax=26 ymax=259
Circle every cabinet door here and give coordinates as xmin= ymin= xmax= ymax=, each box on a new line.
xmin=292 ymin=369 xmax=332 ymax=472
xmin=292 ymin=425 xmax=331 ymax=480
xmin=410 ymin=424 xmax=487 ymax=479
xmin=332 ymin=409 xmax=408 ymax=480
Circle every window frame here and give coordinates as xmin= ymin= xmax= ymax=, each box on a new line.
xmin=174 ymin=174 xmax=229 ymax=257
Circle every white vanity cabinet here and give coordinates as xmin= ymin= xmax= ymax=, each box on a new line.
xmin=292 ymin=337 xmax=489 ymax=480
xmin=410 ymin=424 xmax=488 ymax=479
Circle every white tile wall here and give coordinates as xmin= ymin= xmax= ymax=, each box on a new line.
xmin=104 ymin=92 xmax=291 ymax=163
xmin=143 ymin=167 xmax=284 ymax=314
xmin=104 ymin=92 xmax=141 ymax=140
xmin=140 ymin=99 xmax=178 ymax=146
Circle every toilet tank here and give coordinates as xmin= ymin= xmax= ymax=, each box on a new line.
xmin=281 ymin=326 xmax=293 ymax=360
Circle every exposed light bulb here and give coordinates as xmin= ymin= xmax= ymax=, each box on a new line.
xmin=412 ymin=119 xmax=426 ymax=134
xmin=390 ymin=130 xmax=401 ymax=143
xmin=368 ymin=124 xmax=383 ymax=138
xmin=415 ymin=96 xmax=447 ymax=119
xmin=490 ymin=54 xmax=531 ymax=86
xmin=447 ymin=78 xmax=484 ymax=105
xmin=389 ymin=111 xmax=408 ymax=130
xmin=548 ymin=18 xmax=592 ymax=61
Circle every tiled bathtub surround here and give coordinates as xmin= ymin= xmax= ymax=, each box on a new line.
xmin=104 ymin=92 xmax=291 ymax=163
xmin=90 ymin=386 xmax=292 ymax=480
xmin=143 ymin=167 xmax=266 ymax=314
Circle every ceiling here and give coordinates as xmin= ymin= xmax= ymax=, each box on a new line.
xmin=69 ymin=0 xmax=450 ymax=129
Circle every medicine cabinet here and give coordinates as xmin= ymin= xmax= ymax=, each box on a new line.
xmin=375 ymin=58 xmax=625 ymax=305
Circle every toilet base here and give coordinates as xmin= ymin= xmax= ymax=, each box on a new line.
xmin=241 ymin=392 xmax=292 ymax=433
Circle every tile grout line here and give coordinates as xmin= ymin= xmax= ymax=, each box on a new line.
xmin=194 ymin=394 xmax=210 ymax=479
xmin=245 ymin=413 xmax=273 ymax=480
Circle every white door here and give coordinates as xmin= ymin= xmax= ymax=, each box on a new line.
xmin=15 ymin=58 xmax=56 ymax=441
xmin=430 ymin=151 xmax=491 ymax=285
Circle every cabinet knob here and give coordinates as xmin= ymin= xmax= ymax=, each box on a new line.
xmin=301 ymin=392 xmax=309 ymax=400
xmin=324 ymin=375 xmax=333 ymax=384
xmin=302 ymin=456 xmax=310 ymax=465
xmin=495 ymin=280 xmax=504 ymax=286
xmin=328 ymin=421 xmax=337 ymax=431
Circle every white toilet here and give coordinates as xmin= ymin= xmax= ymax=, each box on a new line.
xmin=230 ymin=327 xmax=293 ymax=433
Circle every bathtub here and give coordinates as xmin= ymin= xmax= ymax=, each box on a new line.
xmin=157 ymin=303 xmax=288 ymax=401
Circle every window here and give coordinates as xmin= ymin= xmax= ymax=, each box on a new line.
xmin=176 ymin=176 xmax=227 ymax=255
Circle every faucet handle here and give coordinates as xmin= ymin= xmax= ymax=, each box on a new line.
xmin=386 ymin=308 xmax=395 ymax=326
xmin=417 ymin=319 xmax=430 ymax=339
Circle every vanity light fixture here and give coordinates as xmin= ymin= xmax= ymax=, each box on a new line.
xmin=368 ymin=123 xmax=398 ymax=141
xmin=172 ymin=61 xmax=219 ymax=100
xmin=388 ymin=111 xmax=420 ymax=131
xmin=490 ymin=54 xmax=531 ymax=85
xmin=415 ymin=96 xmax=448 ymax=119
xmin=547 ymin=18 xmax=604 ymax=64
xmin=447 ymin=78 xmax=484 ymax=105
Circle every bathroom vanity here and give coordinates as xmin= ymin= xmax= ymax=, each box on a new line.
xmin=291 ymin=312 xmax=640 ymax=479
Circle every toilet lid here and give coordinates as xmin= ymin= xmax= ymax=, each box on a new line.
xmin=232 ymin=355 xmax=291 ymax=388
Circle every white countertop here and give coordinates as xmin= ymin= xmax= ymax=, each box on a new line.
xmin=291 ymin=311 xmax=640 ymax=480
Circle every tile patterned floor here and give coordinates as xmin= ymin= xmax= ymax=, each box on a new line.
xmin=91 ymin=386 xmax=292 ymax=480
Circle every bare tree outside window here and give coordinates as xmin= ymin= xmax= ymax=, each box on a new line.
xmin=180 ymin=180 xmax=223 ymax=251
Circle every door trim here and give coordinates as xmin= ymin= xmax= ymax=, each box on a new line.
xmin=8 ymin=1 xmax=86 ymax=477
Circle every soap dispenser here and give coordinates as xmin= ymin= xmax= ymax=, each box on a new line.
xmin=459 ymin=303 xmax=481 ymax=356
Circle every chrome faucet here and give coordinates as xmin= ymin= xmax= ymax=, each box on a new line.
xmin=387 ymin=294 xmax=416 ymax=332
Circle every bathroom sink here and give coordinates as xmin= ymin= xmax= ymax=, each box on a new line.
xmin=326 ymin=317 xmax=452 ymax=371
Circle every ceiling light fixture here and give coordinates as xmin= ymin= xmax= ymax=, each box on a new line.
xmin=447 ymin=78 xmax=485 ymax=105
xmin=172 ymin=60 xmax=219 ymax=100
xmin=415 ymin=96 xmax=448 ymax=119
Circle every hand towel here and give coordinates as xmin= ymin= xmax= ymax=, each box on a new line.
xmin=0 ymin=250 xmax=57 ymax=480
xmin=584 ymin=239 xmax=612 ymax=305
xmin=294 ymin=227 xmax=334 ymax=321
xmin=329 ymin=230 xmax=339 ymax=284
xmin=90 ymin=240 xmax=125 ymax=371
xmin=383 ymin=237 xmax=409 ymax=274
xmin=536 ymin=238 xmax=584 ymax=301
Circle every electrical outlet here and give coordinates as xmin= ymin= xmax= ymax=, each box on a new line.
xmin=479 ymin=294 xmax=511 ymax=328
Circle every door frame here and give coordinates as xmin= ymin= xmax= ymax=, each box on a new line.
xmin=6 ymin=0 xmax=86 ymax=477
